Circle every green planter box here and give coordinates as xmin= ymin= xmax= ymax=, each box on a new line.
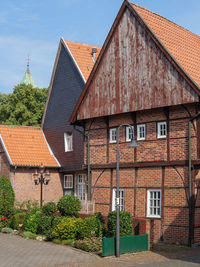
xmin=102 ymin=234 xmax=148 ymax=256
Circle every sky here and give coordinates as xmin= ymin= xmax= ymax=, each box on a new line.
xmin=0 ymin=0 xmax=200 ymax=94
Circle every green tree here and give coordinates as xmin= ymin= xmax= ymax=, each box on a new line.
xmin=0 ymin=175 xmax=15 ymax=218
xmin=0 ymin=84 xmax=48 ymax=126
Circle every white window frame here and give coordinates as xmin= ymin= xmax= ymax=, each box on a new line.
xmin=64 ymin=174 xmax=73 ymax=189
xmin=137 ymin=124 xmax=146 ymax=140
xmin=147 ymin=189 xmax=161 ymax=218
xmin=126 ymin=126 xmax=134 ymax=142
xmin=157 ymin=121 xmax=167 ymax=138
xmin=110 ymin=128 xmax=117 ymax=143
xmin=112 ymin=189 xmax=125 ymax=211
xmin=77 ymin=174 xmax=86 ymax=201
xmin=64 ymin=132 xmax=73 ymax=152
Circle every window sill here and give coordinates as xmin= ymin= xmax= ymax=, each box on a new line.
xmin=146 ymin=216 xmax=161 ymax=219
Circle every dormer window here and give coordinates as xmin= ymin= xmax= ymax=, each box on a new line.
xmin=64 ymin=132 xmax=73 ymax=152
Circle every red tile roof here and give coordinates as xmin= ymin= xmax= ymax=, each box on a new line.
xmin=0 ymin=125 xmax=59 ymax=167
xmin=65 ymin=40 xmax=101 ymax=81
xmin=132 ymin=3 xmax=200 ymax=87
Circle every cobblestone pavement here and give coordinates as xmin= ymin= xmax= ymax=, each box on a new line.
xmin=0 ymin=233 xmax=99 ymax=267
xmin=1 ymin=233 xmax=200 ymax=267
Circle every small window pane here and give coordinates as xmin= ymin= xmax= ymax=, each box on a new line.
xmin=147 ymin=189 xmax=161 ymax=218
xmin=158 ymin=122 xmax=167 ymax=138
xmin=64 ymin=132 xmax=73 ymax=152
xmin=126 ymin=126 xmax=134 ymax=142
xmin=64 ymin=175 xmax=73 ymax=188
xmin=110 ymin=128 xmax=117 ymax=143
xmin=137 ymin=124 xmax=145 ymax=140
xmin=112 ymin=189 xmax=125 ymax=211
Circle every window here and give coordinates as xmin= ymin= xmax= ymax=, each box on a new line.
xmin=147 ymin=189 xmax=161 ymax=218
xmin=110 ymin=128 xmax=117 ymax=143
xmin=112 ymin=189 xmax=125 ymax=211
xmin=137 ymin=124 xmax=146 ymax=140
xmin=77 ymin=174 xmax=86 ymax=201
xmin=126 ymin=126 xmax=134 ymax=142
xmin=157 ymin=122 xmax=167 ymax=138
xmin=64 ymin=175 xmax=73 ymax=188
xmin=64 ymin=132 xmax=73 ymax=152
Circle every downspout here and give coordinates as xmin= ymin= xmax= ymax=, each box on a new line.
xmin=188 ymin=120 xmax=192 ymax=247
xmin=73 ymin=126 xmax=91 ymax=201
xmin=12 ymin=166 xmax=17 ymax=190
xmin=188 ymin=111 xmax=200 ymax=246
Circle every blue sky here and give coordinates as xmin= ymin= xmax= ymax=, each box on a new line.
xmin=0 ymin=0 xmax=200 ymax=93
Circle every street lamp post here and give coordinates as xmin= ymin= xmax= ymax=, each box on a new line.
xmin=33 ymin=164 xmax=50 ymax=208
xmin=116 ymin=124 xmax=138 ymax=258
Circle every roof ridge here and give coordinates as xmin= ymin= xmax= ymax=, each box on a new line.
xmin=0 ymin=124 xmax=41 ymax=130
xmin=131 ymin=3 xmax=200 ymax=40
xmin=65 ymin=40 xmax=102 ymax=48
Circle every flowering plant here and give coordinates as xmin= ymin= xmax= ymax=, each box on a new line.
xmin=0 ymin=216 xmax=9 ymax=229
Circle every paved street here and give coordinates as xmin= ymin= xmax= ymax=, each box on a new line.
xmin=1 ymin=233 xmax=200 ymax=267
xmin=0 ymin=233 xmax=99 ymax=267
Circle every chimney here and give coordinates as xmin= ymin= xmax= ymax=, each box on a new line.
xmin=92 ymin=47 xmax=97 ymax=62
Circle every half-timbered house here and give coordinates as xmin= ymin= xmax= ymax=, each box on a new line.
xmin=70 ymin=1 xmax=200 ymax=245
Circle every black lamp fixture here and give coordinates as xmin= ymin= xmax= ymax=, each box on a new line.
xmin=33 ymin=163 xmax=50 ymax=207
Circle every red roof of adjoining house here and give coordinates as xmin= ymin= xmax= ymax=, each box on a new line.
xmin=0 ymin=125 xmax=59 ymax=167
xmin=65 ymin=40 xmax=101 ymax=81
xmin=132 ymin=3 xmax=200 ymax=87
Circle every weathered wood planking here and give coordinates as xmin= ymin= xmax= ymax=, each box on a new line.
xmin=77 ymin=8 xmax=199 ymax=121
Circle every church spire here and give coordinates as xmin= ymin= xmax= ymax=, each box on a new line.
xmin=21 ymin=55 xmax=37 ymax=88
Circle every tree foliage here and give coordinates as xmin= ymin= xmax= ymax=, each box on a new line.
xmin=0 ymin=175 xmax=15 ymax=218
xmin=0 ymin=84 xmax=48 ymax=126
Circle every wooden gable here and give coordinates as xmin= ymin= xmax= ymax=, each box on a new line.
xmin=72 ymin=5 xmax=199 ymax=122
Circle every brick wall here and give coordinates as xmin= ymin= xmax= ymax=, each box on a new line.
xmin=14 ymin=167 xmax=63 ymax=204
xmin=84 ymin=104 xmax=199 ymax=245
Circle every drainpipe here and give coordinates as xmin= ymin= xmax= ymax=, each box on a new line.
xmin=12 ymin=166 xmax=17 ymax=190
xmin=188 ymin=120 xmax=192 ymax=246
xmin=74 ymin=126 xmax=91 ymax=201
xmin=188 ymin=111 xmax=200 ymax=246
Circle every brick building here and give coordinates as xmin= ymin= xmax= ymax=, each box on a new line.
xmin=0 ymin=125 xmax=61 ymax=203
xmin=70 ymin=1 xmax=200 ymax=245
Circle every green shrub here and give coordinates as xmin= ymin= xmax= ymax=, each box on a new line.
xmin=1 ymin=227 xmax=14 ymax=234
xmin=107 ymin=211 xmax=133 ymax=237
xmin=40 ymin=215 xmax=63 ymax=241
xmin=0 ymin=216 xmax=9 ymax=230
xmin=22 ymin=208 xmax=41 ymax=231
xmin=24 ymin=210 xmax=42 ymax=233
xmin=0 ymin=176 xmax=15 ymax=218
xmin=73 ymin=237 xmax=102 ymax=252
xmin=62 ymin=239 xmax=74 ymax=245
xmin=52 ymin=216 xmax=63 ymax=229
xmin=52 ymin=239 xmax=62 ymax=244
xmin=10 ymin=212 xmax=26 ymax=230
xmin=22 ymin=231 xmax=37 ymax=239
xmin=57 ymin=195 xmax=81 ymax=217
xmin=15 ymin=200 xmax=39 ymax=211
xmin=37 ymin=216 xmax=53 ymax=235
xmin=79 ymin=216 xmax=102 ymax=239
xmin=93 ymin=212 xmax=106 ymax=236
xmin=52 ymin=217 xmax=83 ymax=240
xmin=42 ymin=202 xmax=57 ymax=216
